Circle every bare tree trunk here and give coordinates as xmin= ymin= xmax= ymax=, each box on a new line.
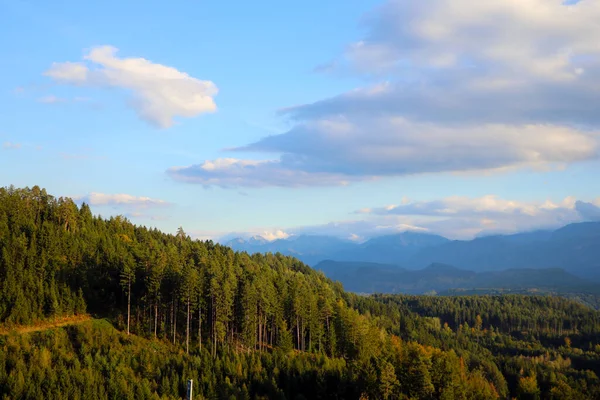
xmin=154 ymin=303 xmax=158 ymax=338
xmin=319 ymin=330 xmax=322 ymax=352
xmin=198 ymin=305 xmax=202 ymax=352
xmin=271 ymin=318 xmax=274 ymax=346
xmin=301 ymin=318 xmax=305 ymax=351
xmin=263 ymin=317 xmax=267 ymax=350
xmin=296 ymin=315 xmax=300 ymax=350
xmin=300 ymin=318 xmax=306 ymax=351
xmin=173 ymin=300 xmax=177 ymax=345
xmin=186 ymin=297 xmax=190 ymax=354
xmin=213 ymin=321 xmax=217 ymax=359
xmin=211 ymin=295 xmax=216 ymax=358
xmin=127 ymin=277 xmax=131 ymax=335
xmin=258 ymin=312 xmax=262 ymax=351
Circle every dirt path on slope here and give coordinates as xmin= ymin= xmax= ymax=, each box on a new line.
xmin=0 ymin=314 xmax=92 ymax=335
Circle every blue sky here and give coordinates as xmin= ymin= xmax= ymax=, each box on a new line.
xmin=2 ymin=0 xmax=600 ymax=242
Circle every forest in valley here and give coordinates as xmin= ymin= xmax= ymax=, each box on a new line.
xmin=1 ymin=186 xmax=600 ymax=399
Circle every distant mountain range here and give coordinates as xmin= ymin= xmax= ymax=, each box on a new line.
xmin=226 ymin=222 xmax=600 ymax=280
xmin=227 ymin=234 xmax=358 ymax=266
xmin=226 ymin=231 xmax=450 ymax=266
xmin=406 ymin=222 xmax=600 ymax=278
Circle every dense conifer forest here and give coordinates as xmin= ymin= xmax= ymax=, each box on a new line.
xmin=1 ymin=186 xmax=600 ymax=399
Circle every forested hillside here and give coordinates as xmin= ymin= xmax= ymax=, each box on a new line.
xmin=1 ymin=186 xmax=600 ymax=399
xmin=316 ymin=260 xmax=600 ymax=297
xmin=356 ymin=295 xmax=600 ymax=399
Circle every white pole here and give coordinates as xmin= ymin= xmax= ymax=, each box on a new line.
xmin=186 ymin=379 xmax=193 ymax=400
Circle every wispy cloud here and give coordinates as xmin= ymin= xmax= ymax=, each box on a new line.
xmin=60 ymin=152 xmax=107 ymax=161
xmin=37 ymin=95 xmax=66 ymax=104
xmin=167 ymin=157 xmax=363 ymax=188
xmin=313 ymin=61 xmax=338 ymax=74
xmin=2 ymin=142 xmax=22 ymax=150
xmin=45 ymin=45 xmax=218 ymax=128
xmin=37 ymin=95 xmax=94 ymax=105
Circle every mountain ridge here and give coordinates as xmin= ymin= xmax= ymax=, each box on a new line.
xmin=226 ymin=222 xmax=600 ymax=279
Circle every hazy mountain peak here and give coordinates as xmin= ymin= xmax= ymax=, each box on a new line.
xmin=424 ymin=263 xmax=461 ymax=272
xmin=363 ymin=231 xmax=450 ymax=247
xmin=247 ymin=235 xmax=268 ymax=244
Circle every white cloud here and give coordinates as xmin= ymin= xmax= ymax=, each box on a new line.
xmin=348 ymin=233 xmax=363 ymax=242
xmin=73 ymin=192 xmax=171 ymax=223
xmin=169 ymin=0 xmax=600 ymax=187
xmin=209 ymin=194 xmax=600 ymax=242
xmin=212 ymin=228 xmax=292 ymax=243
xmin=356 ymin=195 xmax=600 ymax=238
xmin=76 ymin=192 xmax=169 ymax=208
xmin=2 ymin=142 xmax=22 ymax=150
xmin=345 ymin=0 xmax=600 ymax=80
xmin=221 ymin=195 xmax=600 ymax=241
xmin=45 ymin=46 xmax=218 ymax=128
xmin=362 ymin=195 xmax=578 ymax=217
xmin=289 ymin=219 xmax=431 ymax=239
xmin=216 ymin=219 xmax=433 ymax=243
xmin=46 ymin=62 xmax=88 ymax=82
xmin=261 ymin=229 xmax=290 ymax=241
